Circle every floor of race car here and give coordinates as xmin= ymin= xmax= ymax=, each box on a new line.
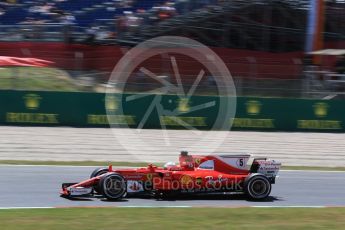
xmin=0 ymin=165 xmax=344 ymax=208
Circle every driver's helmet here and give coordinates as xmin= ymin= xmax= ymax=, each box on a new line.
xmin=164 ymin=162 xmax=176 ymax=169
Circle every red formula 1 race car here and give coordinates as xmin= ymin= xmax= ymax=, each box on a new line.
xmin=61 ymin=151 xmax=281 ymax=200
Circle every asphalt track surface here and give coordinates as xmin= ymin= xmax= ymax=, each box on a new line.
xmin=0 ymin=165 xmax=344 ymax=208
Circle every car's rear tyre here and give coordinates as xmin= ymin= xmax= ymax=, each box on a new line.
xmin=90 ymin=167 xmax=109 ymax=194
xmin=99 ymin=173 xmax=127 ymax=200
xmin=244 ymin=174 xmax=271 ymax=200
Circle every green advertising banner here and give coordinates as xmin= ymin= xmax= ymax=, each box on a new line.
xmin=0 ymin=90 xmax=344 ymax=132
xmin=233 ymin=97 xmax=345 ymax=132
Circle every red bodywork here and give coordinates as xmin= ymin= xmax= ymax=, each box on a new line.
xmin=61 ymin=153 xmax=278 ymax=198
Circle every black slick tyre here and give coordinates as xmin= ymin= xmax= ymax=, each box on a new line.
xmin=99 ymin=173 xmax=127 ymax=200
xmin=244 ymin=174 xmax=271 ymax=200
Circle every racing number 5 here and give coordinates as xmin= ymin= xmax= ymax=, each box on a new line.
xmin=239 ymin=158 xmax=244 ymax=167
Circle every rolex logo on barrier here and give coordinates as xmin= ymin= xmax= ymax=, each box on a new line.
xmin=178 ymin=98 xmax=191 ymax=113
xmin=88 ymin=96 xmax=136 ymax=125
xmin=232 ymin=100 xmax=274 ymax=129
xmin=297 ymin=102 xmax=341 ymax=130
xmin=6 ymin=93 xmax=59 ymax=124
xmin=24 ymin=94 xmax=41 ymax=110
xmin=313 ymin=103 xmax=328 ymax=118
xmin=246 ymin=100 xmax=261 ymax=116
xmin=105 ymin=96 xmax=119 ymax=112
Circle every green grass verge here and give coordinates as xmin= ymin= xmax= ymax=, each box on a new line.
xmin=0 ymin=208 xmax=344 ymax=230
xmin=0 ymin=67 xmax=81 ymax=91
xmin=0 ymin=160 xmax=344 ymax=171
xmin=281 ymin=166 xmax=345 ymax=171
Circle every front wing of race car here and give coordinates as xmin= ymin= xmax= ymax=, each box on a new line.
xmin=60 ymin=175 xmax=102 ymax=198
xmin=61 ymin=183 xmax=93 ymax=197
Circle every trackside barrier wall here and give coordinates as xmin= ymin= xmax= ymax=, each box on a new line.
xmin=0 ymin=90 xmax=344 ymax=132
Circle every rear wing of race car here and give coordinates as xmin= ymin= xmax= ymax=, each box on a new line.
xmin=250 ymin=158 xmax=281 ymax=183
xmin=250 ymin=157 xmax=267 ymax=172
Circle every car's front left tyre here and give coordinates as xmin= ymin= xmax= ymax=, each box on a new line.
xmin=99 ymin=173 xmax=127 ymax=200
